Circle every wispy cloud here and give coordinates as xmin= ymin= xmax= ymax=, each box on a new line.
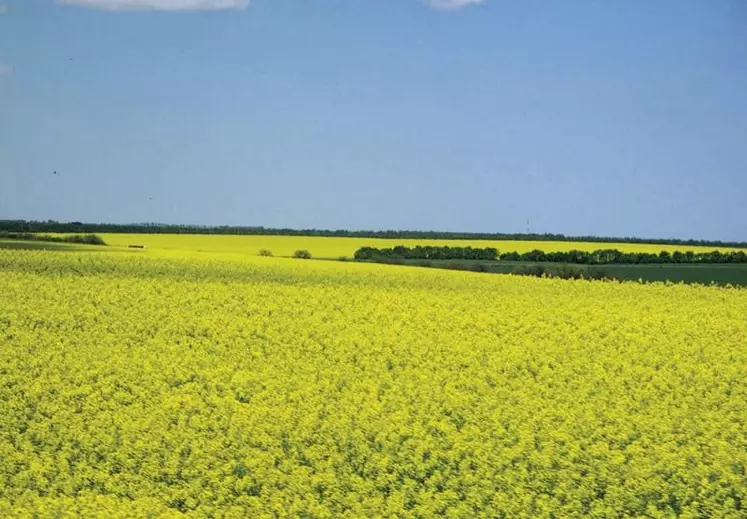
xmin=426 ymin=0 xmax=485 ymax=10
xmin=0 ymin=3 xmax=8 ymax=14
xmin=0 ymin=63 xmax=12 ymax=77
xmin=55 ymin=0 xmax=481 ymax=12
xmin=55 ymin=0 xmax=250 ymax=11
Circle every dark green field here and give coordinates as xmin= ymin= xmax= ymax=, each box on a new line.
xmin=587 ymin=263 xmax=747 ymax=286
xmin=388 ymin=259 xmax=747 ymax=286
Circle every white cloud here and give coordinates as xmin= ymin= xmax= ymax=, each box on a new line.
xmin=426 ymin=0 xmax=484 ymax=10
xmin=0 ymin=3 xmax=8 ymax=14
xmin=55 ymin=0 xmax=249 ymax=11
xmin=0 ymin=63 xmax=11 ymax=76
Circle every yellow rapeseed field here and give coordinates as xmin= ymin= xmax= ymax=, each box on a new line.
xmin=1 ymin=249 xmax=745 ymax=517
xmin=90 ymin=233 xmax=742 ymax=259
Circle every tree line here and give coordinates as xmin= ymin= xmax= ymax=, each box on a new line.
xmin=0 ymin=231 xmax=106 ymax=245
xmin=2 ymin=219 xmax=745 ymax=249
xmin=501 ymin=248 xmax=747 ymax=264
xmin=355 ymin=245 xmax=498 ymax=261
xmin=355 ymin=246 xmax=747 ymax=264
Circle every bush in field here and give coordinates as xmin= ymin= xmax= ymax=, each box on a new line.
xmin=514 ymin=264 xmax=615 ymax=281
xmin=293 ymin=249 xmax=312 ymax=259
xmin=65 ymin=234 xmax=107 ymax=245
xmin=514 ymin=264 xmax=547 ymax=278
xmin=258 ymin=249 xmax=273 ymax=257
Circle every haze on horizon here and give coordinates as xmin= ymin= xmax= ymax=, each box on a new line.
xmin=0 ymin=0 xmax=745 ymax=242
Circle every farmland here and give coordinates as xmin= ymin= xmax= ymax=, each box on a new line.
xmin=1 ymin=248 xmax=745 ymax=517
xmin=37 ymin=233 xmax=747 ymax=259
xmin=16 ymin=233 xmax=747 ymax=285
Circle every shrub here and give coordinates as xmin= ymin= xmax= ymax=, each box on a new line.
xmin=514 ymin=264 xmax=547 ymax=278
xmin=513 ymin=264 xmax=617 ymax=282
xmin=66 ymin=234 xmax=107 ymax=246
xmin=258 ymin=249 xmax=273 ymax=257
xmin=293 ymin=250 xmax=312 ymax=259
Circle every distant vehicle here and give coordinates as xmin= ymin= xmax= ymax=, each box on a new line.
xmin=128 ymin=244 xmax=148 ymax=249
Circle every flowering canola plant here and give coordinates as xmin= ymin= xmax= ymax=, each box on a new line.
xmin=0 ymin=249 xmax=745 ymax=518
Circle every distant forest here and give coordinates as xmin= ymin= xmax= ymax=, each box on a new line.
xmin=1 ymin=219 xmax=746 ymax=249
xmin=356 ymin=246 xmax=499 ymax=261
xmin=355 ymin=246 xmax=747 ymax=265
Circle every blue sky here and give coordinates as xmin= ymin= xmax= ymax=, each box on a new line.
xmin=0 ymin=0 xmax=745 ymax=240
